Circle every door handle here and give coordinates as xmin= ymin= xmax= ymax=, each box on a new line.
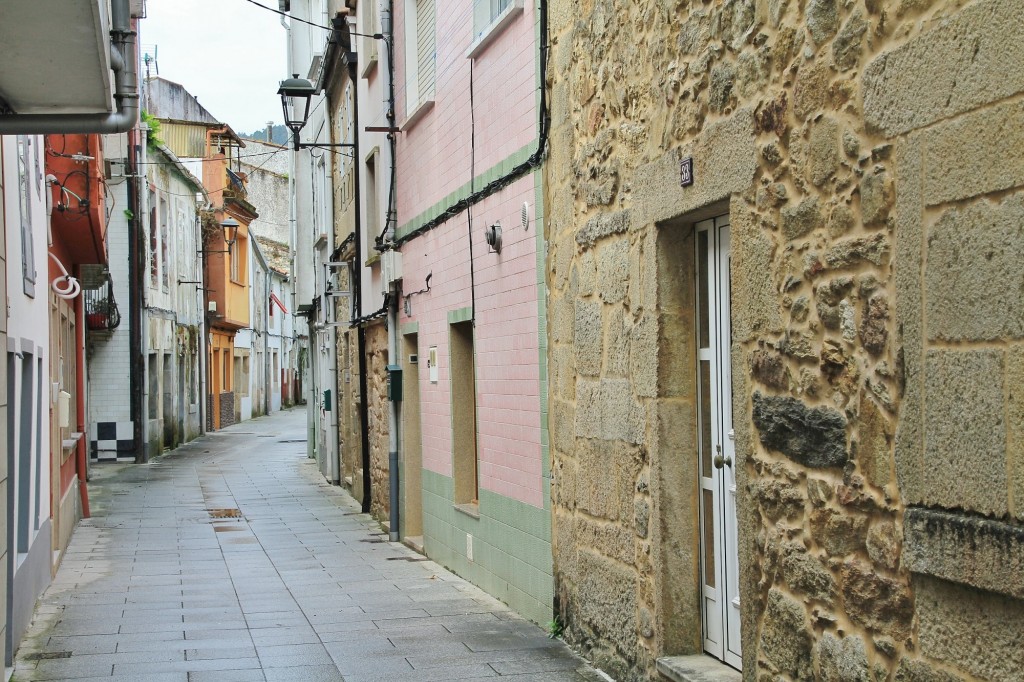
xmin=713 ymin=444 xmax=732 ymax=469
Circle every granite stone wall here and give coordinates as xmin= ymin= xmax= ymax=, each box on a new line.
xmin=365 ymin=322 xmax=391 ymax=522
xmin=545 ymin=0 xmax=1024 ymax=679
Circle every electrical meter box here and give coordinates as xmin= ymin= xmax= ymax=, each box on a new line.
xmin=386 ymin=364 xmax=403 ymax=402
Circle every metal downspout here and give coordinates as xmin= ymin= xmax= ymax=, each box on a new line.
xmin=387 ymin=293 xmax=399 ymax=541
xmin=266 ymin=269 xmax=272 ymax=416
xmin=128 ymin=129 xmax=144 ymax=462
xmin=385 ymin=0 xmax=400 ymax=542
xmin=197 ymin=212 xmax=208 ymax=436
xmin=0 ymin=0 xmax=139 ymax=135
xmin=350 ymin=64 xmax=372 ymax=514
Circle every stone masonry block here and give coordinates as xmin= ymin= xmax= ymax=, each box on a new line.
xmin=1009 ymin=345 xmax=1024 ymax=521
xmin=751 ymin=392 xmax=848 ymax=468
xmin=629 ymin=313 xmax=657 ymax=399
xmin=600 ymin=378 xmax=646 ymax=445
xmin=632 ymin=109 xmax=757 ymax=229
xmin=916 ymin=573 xmax=1024 ymax=681
xmin=605 ymin=308 xmax=629 ymax=377
xmin=923 ymin=349 xmax=1008 ymax=517
xmin=575 ymin=210 xmax=630 ymax=250
xmin=575 ymin=379 xmax=601 ymax=438
xmin=574 ymin=250 xmax=597 ymax=297
xmin=732 ymin=202 xmax=783 ymax=341
xmin=817 ymin=632 xmax=870 ymax=682
xmin=926 ymin=192 xmax=1024 ymax=342
xmin=863 ymin=0 xmax=1024 ymax=136
xmin=922 ymin=98 xmax=1024 ymax=206
xmin=551 ymin=294 xmax=575 ymax=345
xmin=576 ymin=550 xmax=638 ymax=662
xmin=577 ymin=440 xmax=634 ymax=522
xmin=574 ymin=299 xmax=602 ymax=377
xmin=552 ymin=398 xmax=575 ymax=456
xmin=760 ymin=588 xmax=813 ymax=679
xmin=808 ymin=116 xmax=839 ymax=188
xmin=597 ymin=237 xmax=630 ymax=304
xmin=551 ymin=345 xmax=577 ymax=401
xmin=904 ymin=507 xmax=1024 ymax=599
xmin=574 ymin=379 xmax=645 ymax=445
xmin=893 ymin=658 xmax=966 ymax=682
xmin=632 ymin=227 xmax=659 ymax=317
xmin=841 ymin=560 xmax=914 ymax=640
xmin=894 ymin=134 xmax=925 ymax=505
xmin=552 ymin=226 xmax=575 ymax=293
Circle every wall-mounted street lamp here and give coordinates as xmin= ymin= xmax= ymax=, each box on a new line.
xmin=278 ymin=75 xmax=356 ymax=152
xmin=199 ymin=217 xmax=240 ymax=255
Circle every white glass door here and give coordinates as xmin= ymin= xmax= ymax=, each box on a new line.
xmin=696 ymin=215 xmax=741 ymax=670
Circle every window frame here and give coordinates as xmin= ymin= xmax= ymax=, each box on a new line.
xmin=402 ymin=0 xmax=436 ymax=126
xmin=467 ymin=0 xmax=523 ymax=59
xmin=17 ymin=136 xmax=37 ymax=297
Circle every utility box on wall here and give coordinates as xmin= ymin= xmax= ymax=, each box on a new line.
xmin=322 ymin=389 xmax=331 ymax=411
xmin=386 ymin=364 xmax=402 ymax=402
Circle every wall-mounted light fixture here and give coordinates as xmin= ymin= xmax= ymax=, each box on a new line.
xmin=485 ymin=222 xmax=502 ymax=254
xmin=199 ymin=217 xmax=240 ymax=255
xmin=278 ymin=75 xmax=356 ymax=152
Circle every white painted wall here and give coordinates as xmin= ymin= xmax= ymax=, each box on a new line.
xmin=356 ymin=0 xmax=394 ymax=318
xmin=88 ymin=134 xmax=133 ymax=455
xmin=288 ymin=0 xmax=334 ymax=464
xmin=3 ymin=133 xmax=53 ymax=633
xmin=144 ymin=142 xmax=205 ymax=450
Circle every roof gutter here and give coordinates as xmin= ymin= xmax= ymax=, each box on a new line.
xmin=0 ymin=0 xmax=139 ymax=134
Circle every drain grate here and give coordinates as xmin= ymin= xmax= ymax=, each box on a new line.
xmin=24 ymin=652 xmax=73 ymax=660
xmin=359 ymin=538 xmax=387 ymax=543
xmin=386 ymin=556 xmax=429 ymax=562
xmin=278 ymin=439 xmax=306 ymax=443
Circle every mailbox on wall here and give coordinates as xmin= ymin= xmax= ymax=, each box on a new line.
xmin=386 ymin=364 xmax=402 ymax=402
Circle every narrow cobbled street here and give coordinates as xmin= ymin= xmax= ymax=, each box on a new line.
xmin=13 ymin=409 xmax=600 ymax=682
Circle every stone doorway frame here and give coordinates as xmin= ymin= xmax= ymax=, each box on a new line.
xmin=649 ymin=197 xmax=758 ymax=674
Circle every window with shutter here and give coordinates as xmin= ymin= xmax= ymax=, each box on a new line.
xmin=17 ymin=136 xmax=36 ymax=297
xmin=468 ymin=0 xmax=523 ymax=58
xmin=361 ymin=0 xmax=379 ymax=75
xmin=474 ymin=0 xmax=511 ymax=34
xmin=415 ymin=0 xmax=435 ymax=103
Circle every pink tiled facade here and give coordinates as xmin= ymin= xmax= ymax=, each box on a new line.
xmin=401 ymin=178 xmax=543 ymax=508
xmin=395 ymin=1 xmax=539 ymax=222
xmin=395 ymin=0 xmax=544 ymax=511
xmin=378 ymin=0 xmax=553 ymax=626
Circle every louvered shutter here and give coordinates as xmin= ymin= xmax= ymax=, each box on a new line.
xmin=416 ymin=0 xmax=435 ymax=101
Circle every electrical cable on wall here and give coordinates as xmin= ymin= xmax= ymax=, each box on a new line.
xmin=467 ymin=58 xmax=477 ymax=324
xmin=392 ymin=0 xmax=550 ymax=247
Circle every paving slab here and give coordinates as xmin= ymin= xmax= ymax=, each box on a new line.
xmin=12 ymin=408 xmax=599 ymax=681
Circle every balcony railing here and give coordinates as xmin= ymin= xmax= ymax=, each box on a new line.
xmin=84 ymin=276 xmax=121 ymax=332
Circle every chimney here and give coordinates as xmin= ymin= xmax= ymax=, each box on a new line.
xmin=266 ymin=121 xmax=274 ymax=143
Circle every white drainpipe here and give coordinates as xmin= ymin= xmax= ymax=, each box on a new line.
xmin=0 ymin=0 xmax=139 ymax=135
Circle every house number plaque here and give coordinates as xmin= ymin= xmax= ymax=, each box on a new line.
xmin=680 ymin=156 xmax=694 ymax=187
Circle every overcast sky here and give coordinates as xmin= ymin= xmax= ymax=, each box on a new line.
xmin=141 ymin=0 xmax=288 ymax=134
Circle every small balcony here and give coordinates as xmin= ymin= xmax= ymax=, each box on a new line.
xmin=83 ymin=273 xmax=121 ymax=332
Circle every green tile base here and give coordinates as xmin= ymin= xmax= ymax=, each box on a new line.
xmin=422 ymin=469 xmax=553 ymax=626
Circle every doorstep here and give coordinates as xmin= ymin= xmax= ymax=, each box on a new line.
xmin=656 ymin=655 xmax=741 ymax=682
xmin=404 ymin=535 xmax=425 ymax=554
